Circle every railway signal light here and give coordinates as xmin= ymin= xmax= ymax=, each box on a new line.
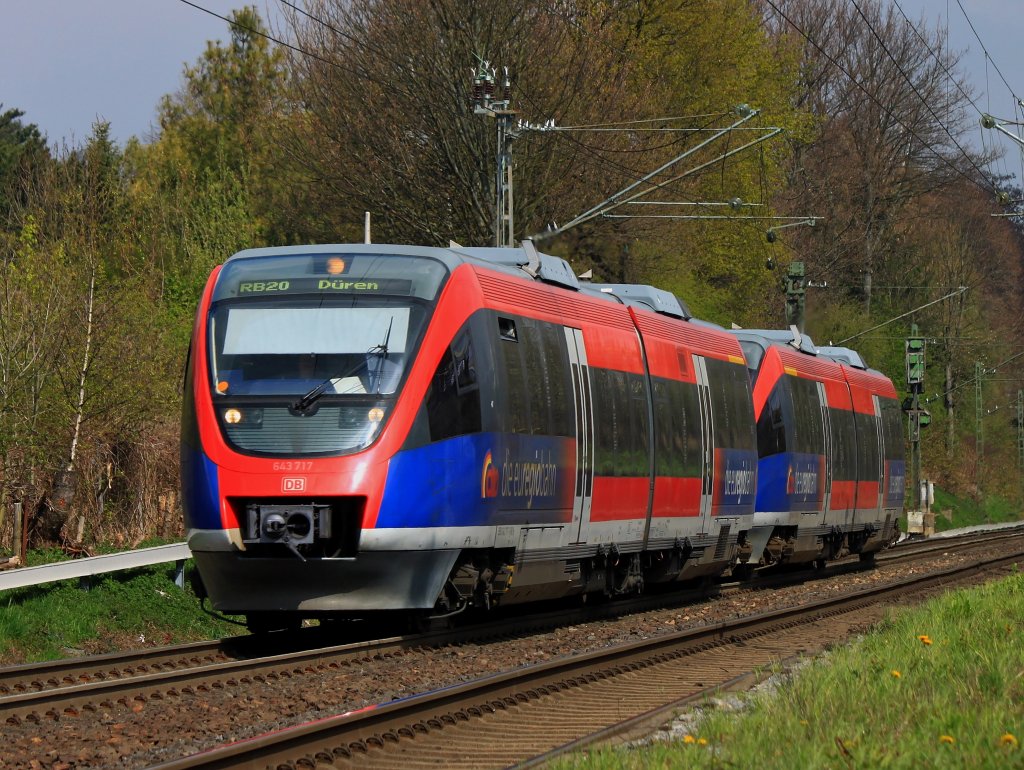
xmin=906 ymin=325 xmax=925 ymax=387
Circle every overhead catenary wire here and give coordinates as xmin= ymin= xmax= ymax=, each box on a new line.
xmin=836 ymin=287 xmax=968 ymax=345
xmin=890 ymin=0 xmax=984 ymax=118
xmin=176 ymin=0 xmax=352 ymax=77
xmin=924 ymin=349 xmax=1024 ymax=405
xmin=761 ymin=0 xmax=998 ymax=196
xmin=953 ymin=0 xmax=1022 ymax=105
xmin=555 ymin=114 xmax=730 ymax=129
xmin=847 ymin=0 xmax=994 ymax=197
xmin=533 ymin=110 xmax=783 ymax=239
xmin=515 ymin=100 xmax=795 ymax=253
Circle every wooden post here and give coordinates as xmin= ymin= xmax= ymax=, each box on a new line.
xmin=13 ymin=502 xmax=24 ymax=562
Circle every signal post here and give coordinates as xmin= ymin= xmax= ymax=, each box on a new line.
xmin=903 ymin=324 xmax=930 ymax=518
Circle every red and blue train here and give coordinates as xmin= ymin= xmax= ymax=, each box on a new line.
xmin=181 ymin=243 xmax=905 ymax=630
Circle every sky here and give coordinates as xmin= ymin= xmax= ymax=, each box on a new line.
xmin=0 ymin=0 xmax=283 ymax=146
xmin=1 ymin=1 xmax=1021 ymax=177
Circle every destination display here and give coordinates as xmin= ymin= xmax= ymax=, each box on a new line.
xmin=234 ymin=277 xmax=414 ymax=295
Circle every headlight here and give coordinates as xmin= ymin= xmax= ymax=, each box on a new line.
xmin=222 ymin=408 xmax=264 ymax=428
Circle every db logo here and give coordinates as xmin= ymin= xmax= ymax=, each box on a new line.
xmin=282 ymin=477 xmax=307 ymax=492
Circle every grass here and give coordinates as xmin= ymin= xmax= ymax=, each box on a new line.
xmin=930 ymin=486 xmax=1020 ymax=532
xmin=553 ymin=569 xmax=1024 ymax=769
xmin=0 ymin=560 xmax=243 ymax=664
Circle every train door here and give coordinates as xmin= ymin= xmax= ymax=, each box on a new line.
xmin=871 ymin=394 xmax=885 ymax=515
xmin=566 ymin=328 xmax=594 ymax=544
xmin=818 ymin=381 xmax=833 ymax=524
xmin=693 ymin=356 xmax=715 ymax=526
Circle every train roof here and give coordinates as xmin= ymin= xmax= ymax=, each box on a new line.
xmin=815 ymin=345 xmax=868 ymax=370
xmin=729 ymin=328 xmax=879 ymax=373
xmin=584 ymin=284 xmax=692 ymax=320
xmin=225 ymin=242 xmax=697 ymax=324
xmin=729 ymin=327 xmax=818 ymax=355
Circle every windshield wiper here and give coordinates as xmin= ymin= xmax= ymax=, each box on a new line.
xmin=291 ymin=318 xmax=396 ymax=412
xmin=291 ymin=376 xmax=337 ymax=413
xmin=369 ymin=317 xmax=394 ymax=395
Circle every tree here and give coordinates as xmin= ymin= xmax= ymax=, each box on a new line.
xmin=0 ymin=106 xmax=49 ymax=226
xmin=766 ymin=0 xmax=989 ymax=314
xmin=283 ymin=0 xmax=804 ymax=327
xmin=285 ymin=0 xmax=658 ymax=247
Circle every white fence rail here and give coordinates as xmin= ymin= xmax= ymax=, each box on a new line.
xmin=0 ymin=542 xmax=191 ymax=592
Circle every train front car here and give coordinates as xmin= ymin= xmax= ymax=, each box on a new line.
xmin=730 ymin=331 xmax=904 ymax=570
xmin=182 ymin=245 xmax=457 ymax=630
xmin=183 ymin=243 xmax=763 ymax=629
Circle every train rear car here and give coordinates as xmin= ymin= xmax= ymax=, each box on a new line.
xmin=730 ymin=330 xmax=904 ymax=568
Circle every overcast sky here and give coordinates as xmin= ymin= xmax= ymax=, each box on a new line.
xmin=1 ymin=1 xmax=1021 ymax=176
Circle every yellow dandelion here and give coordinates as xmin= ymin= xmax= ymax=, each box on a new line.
xmin=697 ymin=738 xmax=708 ymax=746
xmin=918 ymin=635 xmax=933 ymax=645
xmin=891 ymin=670 xmax=901 ymax=678
xmin=683 ymin=735 xmax=696 ymax=745
xmin=1001 ymin=733 xmax=1018 ymax=747
xmin=940 ymin=735 xmax=956 ymax=745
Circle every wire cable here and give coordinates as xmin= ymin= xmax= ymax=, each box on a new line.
xmin=847 ymin=0 xmax=994 ymax=197
xmin=177 ymin=0 xmax=349 ymax=75
xmin=761 ymin=0 xmax=997 ymax=195
xmin=890 ymin=0 xmax=983 ymax=118
xmin=953 ymin=0 xmax=1022 ymax=104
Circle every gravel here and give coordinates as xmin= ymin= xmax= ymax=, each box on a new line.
xmin=5 ymin=541 xmax=1014 ymax=770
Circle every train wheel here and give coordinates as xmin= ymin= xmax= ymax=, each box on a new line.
xmin=859 ymin=551 xmax=876 ymax=565
xmin=732 ymin=564 xmax=754 ymax=582
xmin=246 ymin=612 xmax=301 ymax=634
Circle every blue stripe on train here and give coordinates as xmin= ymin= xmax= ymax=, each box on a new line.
xmin=376 ymin=433 xmax=575 ymax=528
xmin=181 ymin=445 xmax=221 ymax=530
xmin=756 ymin=452 xmax=825 ymax=513
xmin=714 ymin=448 xmax=759 ymax=516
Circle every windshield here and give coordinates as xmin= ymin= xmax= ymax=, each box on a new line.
xmin=211 ymin=303 xmax=413 ymax=396
xmin=204 ymin=252 xmax=447 ymax=457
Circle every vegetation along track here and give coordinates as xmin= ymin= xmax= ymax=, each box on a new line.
xmin=3 ymin=527 xmax=1020 ymax=767
xmin=148 ymin=544 xmax=1024 ymax=770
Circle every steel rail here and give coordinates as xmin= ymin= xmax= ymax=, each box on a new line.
xmin=146 ymin=546 xmax=1024 ymax=770
xmin=2 ymin=527 xmax=1016 ymax=710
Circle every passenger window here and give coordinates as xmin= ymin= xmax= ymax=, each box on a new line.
xmin=426 ymin=329 xmax=481 ymax=442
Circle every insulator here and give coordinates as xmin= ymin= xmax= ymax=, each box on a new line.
xmin=484 ymin=77 xmax=494 ymax=98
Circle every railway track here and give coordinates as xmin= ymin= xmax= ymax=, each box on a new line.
xmin=3 ymin=526 xmax=1021 ymax=768
xmin=1 ymin=526 xmax=1018 ymax=722
xmin=147 ymin=544 xmax=1024 ymax=770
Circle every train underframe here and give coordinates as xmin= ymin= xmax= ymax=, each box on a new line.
xmin=191 ymin=511 xmax=899 ymax=633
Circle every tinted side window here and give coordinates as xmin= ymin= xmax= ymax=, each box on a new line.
xmin=704 ymin=357 xmax=746 ymax=449
xmin=828 ymin=408 xmax=858 ymax=480
xmin=541 ymin=323 xmax=574 ymax=437
xmin=880 ymin=398 xmax=905 ymax=461
xmin=426 ymin=328 xmax=481 ymax=441
xmin=497 ymin=316 xmax=573 ymax=437
xmin=756 ymin=377 xmax=790 ymax=457
xmin=499 ymin=326 xmax=531 ymax=434
xmin=789 ymin=376 xmax=825 ymax=455
xmin=653 ymin=378 xmax=703 ymax=478
xmin=592 ymin=368 xmax=649 ymax=477
xmin=855 ymin=412 xmax=881 ymax=482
